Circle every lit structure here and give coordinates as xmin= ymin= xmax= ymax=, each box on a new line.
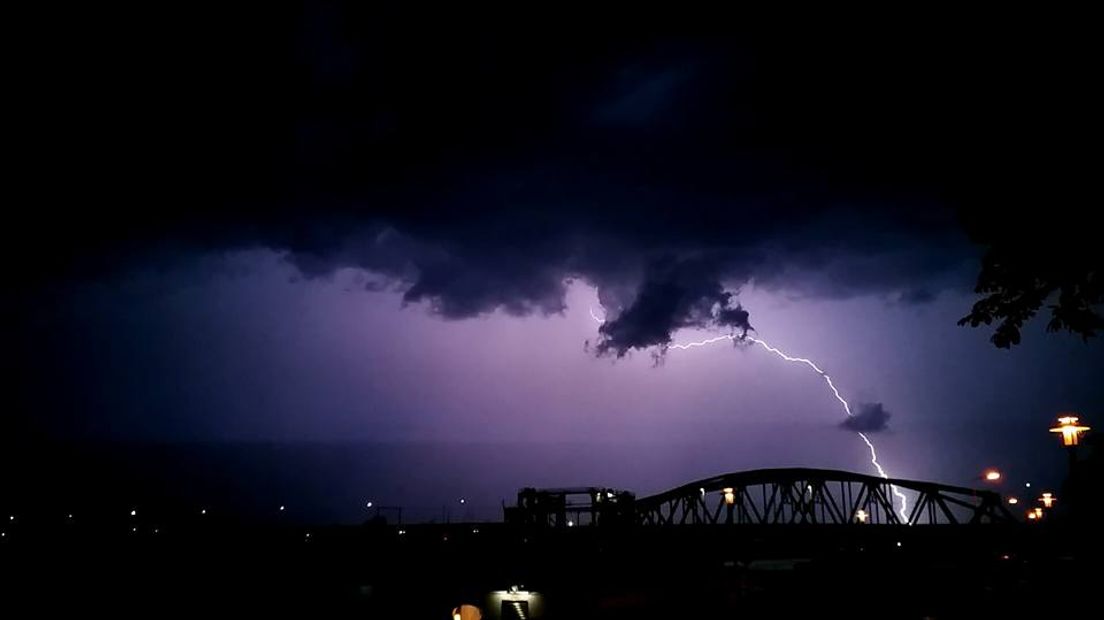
xmin=1039 ymin=492 xmax=1056 ymax=509
xmin=855 ymin=509 xmax=869 ymax=523
xmin=722 ymin=487 xmax=735 ymax=505
xmin=487 ymin=587 xmax=543 ymax=619
xmin=1050 ymin=415 xmax=1091 ymax=447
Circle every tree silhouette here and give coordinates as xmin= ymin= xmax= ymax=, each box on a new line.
xmin=959 ymin=209 xmax=1103 ymax=348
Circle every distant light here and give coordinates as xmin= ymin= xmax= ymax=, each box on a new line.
xmin=279 ymin=505 xmax=285 ymax=511
xmin=1 ymin=532 xmax=5 ymax=537
xmin=855 ymin=509 xmax=869 ymax=523
xmin=154 ymin=528 xmax=159 ymax=534
xmin=68 ymin=514 xmax=73 ymax=519
xmin=896 ymin=541 xmax=902 ymax=548
xmin=1050 ymin=414 xmax=1091 ymax=447
xmin=200 ymin=509 xmax=207 ymax=515
xmin=567 ymin=520 xmax=575 ymax=527
xmin=398 ymin=529 xmax=406 ymax=535
xmin=459 ymin=498 xmax=466 ymax=505
xmin=1027 ymin=511 xmax=1038 ymax=520
xmin=132 ymin=527 xmax=137 ymax=532
xmin=699 ymin=487 xmax=705 ymax=496
xmin=305 ymin=532 xmax=312 ymax=539
xmin=453 ymin=613 xmax=461 ymax=620
xmin=130 ymin=509 xmax=137 ymax=517
xmin=1025 ymin=482 xmax=1031 ymax=488
xmin=606 ymin=491 xmax=614 ymax=499
xmin=472 ymin=528 xmax=479 ymax=534
xmin=8 ymin=515 xmax=13 ymax=521
xmin=1001 ymin=554 xmax=1011 ymax=560
xmin=366 ymin=501 xmax=373 ymax=509
xmin=1033 ymin=507 xmax=1044 ymax=519
xmin=983 ymin=469 xmax=1002 ymax=482
xmin=1008 ymin=497 xmax=1019 ymax=505
xmin=1039 ymin=492 xmax=1056 ymax=508
xmin=723 ymin=487 xmax=735 ymax=506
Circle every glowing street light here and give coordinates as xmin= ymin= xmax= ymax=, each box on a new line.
xmin=1007 ymin=497 xmax=1019 ymax=505
xmin=855 ymin=509 xmax=869 ymax=523
xmin=1050 ymin=414 xmax=1091 ymax=447
xmin=1027 ymin=511 xmax=1038 ymax=521
xmin=983 ymin=469 xmax=1002 ymax=482
xmin=1039 ymin=492 xmax=1056 ymax=509
xmin=1033 ymin=507 xmax=1044 ymax=519
xmin=722 ymin=487 xmax=735 ymax=505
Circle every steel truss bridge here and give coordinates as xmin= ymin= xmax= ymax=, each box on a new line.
xmin=510 ymin=468 xmax=1017 ymax=527
xmin=638 ymin=468 xmax=1016 ymax=526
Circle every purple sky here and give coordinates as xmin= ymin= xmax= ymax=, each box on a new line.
xmin=19 ymin=248 xmax=1099 ymax=521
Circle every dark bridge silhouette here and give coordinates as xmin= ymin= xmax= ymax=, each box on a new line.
xmin=509 ymin=468 xmax=1017 ymax=528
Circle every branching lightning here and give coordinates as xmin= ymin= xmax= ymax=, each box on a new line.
xmin=591 ymin=307 xmax=910 ymax=522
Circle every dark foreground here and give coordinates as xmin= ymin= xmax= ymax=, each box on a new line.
xmin=0 ymin=521 xmax=1090 ymax=618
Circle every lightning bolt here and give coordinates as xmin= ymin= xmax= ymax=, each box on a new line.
xmin=591 ymin=308 xmax=910 ymax=522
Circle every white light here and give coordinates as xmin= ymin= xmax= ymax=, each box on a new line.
xmin=305 ymin=532 xmax=311 ymax=538
xmin=8 ymin=516 xmax=13 ymax=521
xmin=699 ymin=487 xmax=705 ymax=495
xmin=1025 ymin=482 xmax=1031 ymax=488
xmin=68 ymin=514 xmax=73 ymax=519
xmin=201 ymin=509 xmax=207 ymax=515
xmin=896 ymin=541 xmax=902 ymax=548
xmin=398 ymin=529 xmax=406 ymax=535
xmin=154 ymin=528 xmax=159 ymax=534
xmin=279 ymin=505 xmax=285 ymax=511
xmin=130 ymin=509 xmax=137 ymax=517
xmin=1 ymin=532 xmax=5 ymax=537
xmin=472 ymin=528 xmax=479 ymax=534
xmin=132 ymin=527 xmax=137 ymax=532
xmin=366 ymin=501 xmax=373 ymax=509
xmin=459 ymin=498 xmax=466 ymax=504
xmin=567 ymin=520 xmax=575 ymax=527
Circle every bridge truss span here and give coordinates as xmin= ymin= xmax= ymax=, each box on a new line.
xmin=634 ymin=468 xmax=1016 ymax=526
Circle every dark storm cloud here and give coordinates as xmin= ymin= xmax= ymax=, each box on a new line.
xmin=20 ymin=8 xmax=1082 ymax=353
xmin=840 ymin=403 xmax=892 ymax=433
xmin=594 ymin=257 xmax=751 ymax=357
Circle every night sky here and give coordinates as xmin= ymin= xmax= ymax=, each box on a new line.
xmin=5 ymin=7 xmax=1101 ymax=523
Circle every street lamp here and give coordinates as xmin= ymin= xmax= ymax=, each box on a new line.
xmin=1051 ymin=413 xmax=1091 ymax=473
xmin=1050 ymin=414 xmax=1091 ymax=447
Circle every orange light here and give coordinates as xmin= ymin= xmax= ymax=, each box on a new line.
xmin=1050 ymin=414 xmax=1091 ymax=447
xmin=1007 ymin=497 xmax=1019 ymax=505
xmin=723 ymin=487 xmax=735 ymax=505
xmin=1033 ymin=507 xmax=1043 ymax=519
xmin=983 ymin=469 xmax=1002 ymax=482
xmin=1039 ymin=492 xmax=1056 ymax=508
xmin=1026 ymin=511 xmax=1037 ymax=520
xmin=855 ymin=509 xmax=869 ymax=523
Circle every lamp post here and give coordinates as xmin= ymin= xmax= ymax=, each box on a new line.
xmin=1049 ymin=414 xmax=1091 ymax=473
